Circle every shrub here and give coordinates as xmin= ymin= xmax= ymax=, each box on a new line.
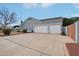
xmin=16 ymin=29 xmax=20 ymax=32
xmin=0 ymin=27 xmax=3 ymax=32
xmin=62 ymin=17 xmax=79 ymax=26
xmin=61 ymin=31 xmax=66 ymax=36
xmin=2 ymin=28 xmax=12 ymax=35
xmin=22 ymin=29 xmax=27 ymax=33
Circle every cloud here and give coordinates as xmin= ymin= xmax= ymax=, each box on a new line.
xmin=40 ymin=3 xmax=54 ymax=8
xmin=72 ymin=3 xmax=79 ymax=8
xmin=22 ymin=3 xmax=38 ymax=8
xmin=22 ymin=3 xmax=54 ymax=8
xmin=72 ymin=13 xmax=79 ymax=17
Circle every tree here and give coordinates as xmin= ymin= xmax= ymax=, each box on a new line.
xmin=0 ymin=8 xmax=16 ymax=28
xmin=62 ymin=17 xmax=79 ymax=26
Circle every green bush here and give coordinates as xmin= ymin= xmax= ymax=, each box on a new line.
xmin=0 ymin=27 xmax=3 ymax=32
xmin=16 ymin=29 xmax=20 ymax=32
xmin=2 ymin=28 xmax=12 ymax=35
xmin=63 ymin=17 xmax=79 ymax=26
xmin=22 ymin=29 xmax=27 ymax=33
xmin=61 ymin=31 xmax=66 ymax=36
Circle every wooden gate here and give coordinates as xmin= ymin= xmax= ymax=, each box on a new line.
xmin=67 ymin=24 xmax=75 ymax=40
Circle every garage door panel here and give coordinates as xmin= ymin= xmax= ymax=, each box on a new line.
xmin=34 ymin=25 xmax=61 ymax=33
xmin=49 ymin=25 xmax=61 ymax=33
xmin=34 ymin=26 xmax=48 ymax=33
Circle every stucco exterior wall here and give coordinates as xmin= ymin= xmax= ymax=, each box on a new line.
xmin=75 ymin=21 xmax=79 ymax=44
xmin=20 ymin=18 xmax=63 ymax=31
xmin=41 ymin=18 xmax=63 ymax=25
xmin=21 ymin=19 xmax=41 ymax=30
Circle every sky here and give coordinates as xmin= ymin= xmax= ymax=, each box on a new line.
xmin=0 ymin=3 xmax=79 ymax=25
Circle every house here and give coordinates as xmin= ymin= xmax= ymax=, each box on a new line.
xmin=20 ymin=17 xmax=63 ymax=33
xmin=12 ymin=25 xmax=20 ymax=32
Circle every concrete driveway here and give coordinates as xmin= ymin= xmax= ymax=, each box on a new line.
xmin=0 ymin=33 xmax=74 ymax=56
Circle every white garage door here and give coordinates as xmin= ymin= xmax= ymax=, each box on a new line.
xmin=34 ymin=25 xmax=61 ymax=33
xmin=49 ymin=25 xmax=61 ymax=33
xmin=34 ymin=26 xmax=48 ymax=33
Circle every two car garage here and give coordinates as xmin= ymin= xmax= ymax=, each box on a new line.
xmin=20 ymin=17 xmax=63 ymax=34
xmin=34 ymin=25 xmax=62 ymax=34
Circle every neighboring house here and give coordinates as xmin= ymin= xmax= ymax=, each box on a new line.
xmin=13 ymin=25 xmax=20 ymax=32
xmin=20 ymin=17 xmax=63 ymax=33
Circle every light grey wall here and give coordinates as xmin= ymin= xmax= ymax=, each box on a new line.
xmin=41 ymin=18 xmax=63 ymax=25
xmin=62 ymin=26 xmax=68 ymax=35
xmin=65 ymin=27 xmax=68 ymax=35
xmin=21 ymin=19 xmax=41 ymax=30
xmin=75 ymin=21 xmax=79 ymax=44
xmin=20 ymin=18 xmax=63 ymax=31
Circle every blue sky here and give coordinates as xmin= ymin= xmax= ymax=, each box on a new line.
xmin=0 ymin=3 xmax=79 ymax=25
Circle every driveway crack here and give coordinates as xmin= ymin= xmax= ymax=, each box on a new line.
xmin=2 ymin=38 xmax=51 ymax=56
